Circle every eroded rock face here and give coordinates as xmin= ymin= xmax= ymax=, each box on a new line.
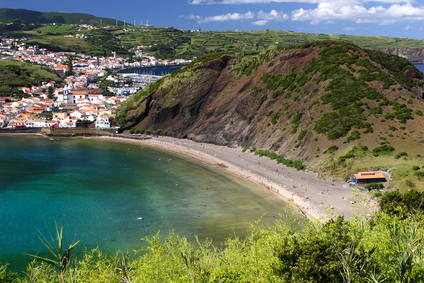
xmin=405 ymin=69 xmax=423 ymax=79
xmin=375 ymin=48 xmax=424 ymax=63
xmin=120 ymin=44 xmax=424 ymax=162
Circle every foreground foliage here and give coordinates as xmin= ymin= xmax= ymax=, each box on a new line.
xmin=3 ymin=192 xmax=424 ymax=282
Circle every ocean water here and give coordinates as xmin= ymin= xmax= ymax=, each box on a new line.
xmin=415 ymin=63 xmax=424 ymax=74
xmin=0 ymin=136 xmax=296 ymax=273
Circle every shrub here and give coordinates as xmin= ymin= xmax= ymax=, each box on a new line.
xmin=297 ymin=130 xmax=307 ymax=141
xmin=412 ymin=166 xmax=420 ymax=171
xmin=271 ymin=114 xmax=281 ymax=125
xmin=373 ymin=145 xmax=395 ymax=155
xmin=365 ymin=183 xmax=384 ymax=190
xmin=346 ymin=131 xmax=360 ymax=142
xmin=326 ymin=145 xmax=339 ymax=154
xmin=414 ymin=171 xmax=424 ymax=177
xmin=129 ymin=127 xmax=135 ymax=134
xmin=241 ymin=145 xmax=247 ymax=152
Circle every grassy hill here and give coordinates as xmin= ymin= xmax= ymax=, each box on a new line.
xmin=116 ymin=42 xmax=424 ymax=191
xmin=0 ymin=59 xmax=64 ymax=96
xmin=2 ymin=16 xmax=424 ymax=59
xmin=0 ymin=8 xmax=125 ymax=25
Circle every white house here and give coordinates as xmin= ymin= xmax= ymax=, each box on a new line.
xmin=95 ymin=115 xmax=110 ymax=128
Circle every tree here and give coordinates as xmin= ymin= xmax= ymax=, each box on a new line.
xmin=47 ymin=86 xmax=54 ymax=99
xmin=65 ymin=55 xmax=74 ymax=77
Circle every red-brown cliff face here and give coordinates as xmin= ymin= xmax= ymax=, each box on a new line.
xmin=117 ymin=42 xmax=424 ymax=162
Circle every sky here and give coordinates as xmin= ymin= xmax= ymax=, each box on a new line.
xmin=3 ymin=0 xmax=424 ymax=39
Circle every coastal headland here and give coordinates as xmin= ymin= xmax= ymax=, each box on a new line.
xmin=93 ymin=135 xmax=378 ymax=221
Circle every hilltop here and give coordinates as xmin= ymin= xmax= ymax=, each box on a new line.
xmin=116 ymin=42 xmax=424 ymax=187
xmin=0 ymin=8 xmax=125 ymax=26
xmin=2 ymin=11 xmax=424 ymax=60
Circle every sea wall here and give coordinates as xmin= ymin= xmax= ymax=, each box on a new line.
xmin=41 ymin=127 xmax=115 ymax=136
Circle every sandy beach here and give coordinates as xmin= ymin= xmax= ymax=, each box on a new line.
xmin=91 ymin=135 xmax=374 ymax=221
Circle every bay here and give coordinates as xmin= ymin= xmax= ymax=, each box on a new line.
xmin=415 ymin=63 xmax=424 ymax=74
xmin=0 ymin=136 xmax=295 ymax=273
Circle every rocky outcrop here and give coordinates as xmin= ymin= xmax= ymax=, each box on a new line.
xmin=375 ymin=48 xmax=424 ymax=63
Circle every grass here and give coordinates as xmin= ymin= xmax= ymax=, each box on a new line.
xmin=313 ymin=143 xmax=424 ymax=192
xmin=6 ymin=24 xmax=424 ymax=60
xmin=26 ymin=36 xmax=92 ymax=52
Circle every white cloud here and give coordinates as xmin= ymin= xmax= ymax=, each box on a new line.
xmin=189 ymin=0 xmax=415 ymax=4
xmin=403 ymin=25 xmax=411 ymax=30
xmin=187 ymin=9 xmax=288 ymax=24
xmin=185 ymin=14 xmax=202 ymax=20
xmin=188 ymin=0 xmax=424 ymax=26
xmin=344 ymin=27 xmax=355 ymax=30
xmin=291 ymin=2 xmax=424 ymax=24
xmin=326 ymin=20 xmax=334 ymax=24
xmin=252 ymin=20 xmax=269 ymax=25
xmin=197 ymin=11 xmax=255 ymax=23
xmin=257 ymin=9 xmax=289 ymax=21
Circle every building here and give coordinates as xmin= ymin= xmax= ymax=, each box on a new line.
xmin=351 ymin=172 xmax=386 ymax=184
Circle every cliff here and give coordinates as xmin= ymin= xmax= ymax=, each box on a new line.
xmin=375 ymin=48 xmax=424 ymax=63
xmin=116 ymin=42 xmax=424 ymax=163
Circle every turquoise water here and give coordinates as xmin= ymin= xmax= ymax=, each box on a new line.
xmin=0 ymin=136 xmax=295 ymax=273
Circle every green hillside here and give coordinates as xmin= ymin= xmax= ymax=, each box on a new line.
xmin=1 ymin=9 xmax=424 ymax=60
xmin=0 ymin=59 xmax=64 ymax=96
xmin=0 ymin=8 xmax=125 ymax=26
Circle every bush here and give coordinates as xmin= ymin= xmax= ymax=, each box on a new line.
xmin=414 ymin=171 xmax=424 ymax=177
xmin=415 ymin=110 xmax=423 ymax=117
xmin=346 ymin=131 xmax=360 ymax=142
xmin=365 ymin=183 xmax=384 ymax=190
xmin=373 ymin=145 xmax=395 ymax=155
xmin=326 ymin=145 xmax=339 ymax=154
xmin=241 ymin=145 xmax=247 ymax=152
xmin=129 ymin=127 xmax=135 ymax=134
xmin=297 ymin=130 xmax=307 ymax=141
xmin=394 ymin=152 xmax=408 ymax=159
xmin=412 ymin=166 xmax=420 ymax=171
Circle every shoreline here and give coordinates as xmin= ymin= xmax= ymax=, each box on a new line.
xmin=91 ymin=135 xmax=366 ymax=221
xmin=3 ymin=132 xmax=366 ymax=221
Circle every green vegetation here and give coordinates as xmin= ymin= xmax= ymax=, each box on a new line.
xmin=0 ymin=59 xmax=64 ymax=97
xmin=346 ymin=130 xmax=361 ymax=142
xmin=5 ymin=191 xmax=424 ymax=282
xmin=373 ymin=145 xmax=395 ymax=156
xmin=325 ymin=145 xmax=339 ymax=154
xmin=26 ymin=221 xmax=81 ymax=283
xmin=248 ymin=148 xmax=305 ymax=171
xmin=364 ymin=183 xmax=384 ymax=190
xmin=4 ymin=13 xmax=424 ymax=60
xmin=0 ymin=8 xmax=125 ymax=25
xmin=297 ymin=129 xmax=307 ymax=141
xmin=395 ymin=152 xmax=408 ymax=159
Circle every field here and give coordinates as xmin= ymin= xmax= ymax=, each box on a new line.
xmin=4 ymin=24 xmax=424 ymax=60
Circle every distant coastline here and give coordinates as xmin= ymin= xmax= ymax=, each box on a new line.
xmin=117 ymin=64 xmax=187 ymax=75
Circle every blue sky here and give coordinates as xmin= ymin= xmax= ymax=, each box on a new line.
xmin=4 ymin=0 xmax=424 ymax=39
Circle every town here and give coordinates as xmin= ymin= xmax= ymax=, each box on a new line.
xmin=0 ymin=26 xmax=191 ymax=129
